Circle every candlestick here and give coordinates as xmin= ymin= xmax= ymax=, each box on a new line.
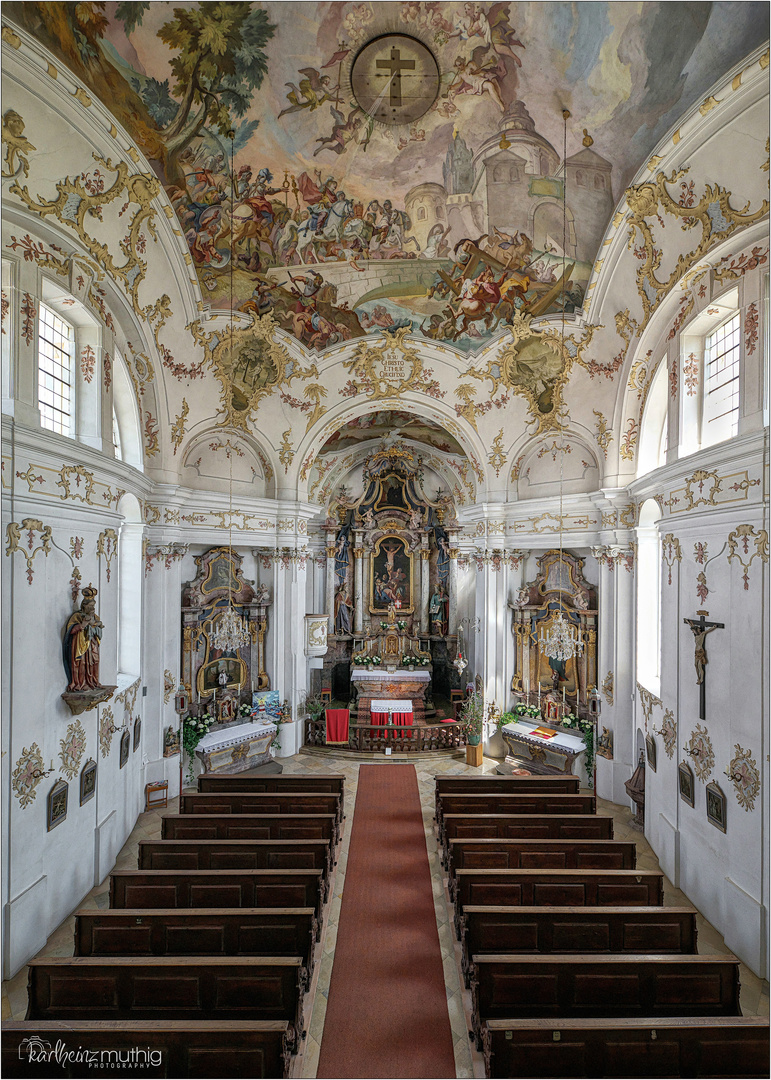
xmin=537 ymin=683 xmax=541 ymax=708
xmin=563 ymin=687 xmax=566 ymax=705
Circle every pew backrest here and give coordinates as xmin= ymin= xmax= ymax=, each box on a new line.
xmin=138 ymin=839 xmax=332 ymax=875
xmin=162 ymin=813 xmax=337 ymax=842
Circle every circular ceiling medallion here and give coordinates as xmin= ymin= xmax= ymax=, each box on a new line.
xmin=351 ymin=34 xmax=439 ymax=126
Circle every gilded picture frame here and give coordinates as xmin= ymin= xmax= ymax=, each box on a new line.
xmin=369 ymin=533 xmax=413 ymax=614
xmin=80 ymin=758 xmax=96 ymax=805
xmin=678 ymin=760 xmax=695 ymax=807
xmin=645 ymin=734 xmax=657 ymax=772
xmin=47 ymin=779 xmax=68 ymax=831
xmin=706 ymin=780 xmax=727 ymax=832
xmin=133 ymin=716 xmax=142 ymax=751
xmin=119 ymin=729 xmax=130 ymax=769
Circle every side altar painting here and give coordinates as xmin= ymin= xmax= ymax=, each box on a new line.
xmin=8 ymin=3 xmax=763 ymax=352
xmin=181 ymin=547 xmax=271 ymax=721
xmin=510 ymin=550 xmax=597 ymax=713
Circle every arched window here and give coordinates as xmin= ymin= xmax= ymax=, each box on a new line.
xmin=594 ymin=174 xmax=605 ymax=190
xmin=38 ymin=303 xmax=74 ymax=436
xmin=493 ymin=163 xmax=507 ymax=182
xmin=112 ymin=350 xmax=143 ymax=469
xmin=703 ymin=311 xmax=740 ymax=445
xmin=637 ymin=359 xmax=668 ymax=477
xmin=509 ymin=166 xmax=520 ymax=183
xmin=417 ymin=206 xmax=426 ymax=221
xmin=636 ymin=498 xmax=661 ymax=695
xmin=575 ymin=170 xmax=584 ymax=187
xmin=435 ymin=204 xmax=444 ymax=220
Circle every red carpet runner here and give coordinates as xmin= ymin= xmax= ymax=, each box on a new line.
xmin=317 ymin=764 xmax=457 ymax=1079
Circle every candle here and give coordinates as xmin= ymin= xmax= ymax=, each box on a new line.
xmin=563 ymin=687 xmax=566 ymax=705
xmin=538 ymin=683 xmax=541 ymax=708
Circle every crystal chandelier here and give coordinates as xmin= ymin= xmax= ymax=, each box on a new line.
xmin=208 ymin=129 xmax=250 ymax=657
xmin=539 ymin=108 xmax=583 ymax=665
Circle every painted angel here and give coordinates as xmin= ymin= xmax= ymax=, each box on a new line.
xmin=313 ymin=105 xmax=363 ymax=157
xmin=279 ymin=69 xmax=338 ymax=118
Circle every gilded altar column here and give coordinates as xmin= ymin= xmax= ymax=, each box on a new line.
xmin=353 ymin=529 xmax=364 ymax=634
xmin=420 ymin=540 xmax=430 ymax=635
xmin=325 ymin=529 xmax=336 ymax=634
xmin=448 ymin=531 xmax=459 ymax=635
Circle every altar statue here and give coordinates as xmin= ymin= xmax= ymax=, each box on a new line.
xmin=63 ymin=585 xmax=105 ymax=691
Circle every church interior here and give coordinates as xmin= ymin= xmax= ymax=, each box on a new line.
xmin=1 ymin=1 xmax=769 ymax=1076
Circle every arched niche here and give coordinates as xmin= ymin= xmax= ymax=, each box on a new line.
xmin=515 ymin=437 xmax=600 ymax=500
xmin=180 ymin=430 xmax=274 ymax=498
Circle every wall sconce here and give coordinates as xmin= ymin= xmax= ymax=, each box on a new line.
xmin=31 ymin=760 xmax=55 ymax=780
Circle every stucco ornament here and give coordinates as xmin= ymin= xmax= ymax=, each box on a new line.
xmin=726 ymin=744 xmax=761 ymax=812
xmin=12 ymin=743 xmax=46 ymax=808
xmin=684 ymin=723 xmax=714 ymax=782
xmin=59 ymin=719 xmax=87 ymax=781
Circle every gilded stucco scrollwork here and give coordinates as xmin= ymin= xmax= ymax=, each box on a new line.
xmin=659 ymin=709 xmax=677 ymax=760
xmin=684 ymin=723 xmax=715 ymax=782
xmin=727 ymin=525 xmax=769 ymax=591
xmin=624 ymin=167 xmax=769 ymax=327
xmin=96 ymin=529 xmax=119 ymax=583
xmin=468 ymin=312 xmax=600 ymax=434
xmin=10 ymin=153 xmax=160 ymax=315
xmin=59 ymin=719 xmax=87 ymax=781
xmin=341 ymin=326 xmax=445 ymax=403
xmin=601 ymin=670 xmax=614 ymax=705
xmin=661 ymin=533 xmax=683 ymax=586
xmin=6 ymin=518 xmax=53 ymax=584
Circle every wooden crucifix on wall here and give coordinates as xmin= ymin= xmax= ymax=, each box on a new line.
xmin=683 ymin=610 xmax=724 ymax=719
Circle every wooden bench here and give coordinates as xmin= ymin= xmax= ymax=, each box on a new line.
xmin=110 ymin=870 xmax=325 ymax=930
xmin=436 ymin=794 xmax=596 ymax=839
xmin=198 ymin=774 xmax=345 ymax=800
xmin=26 ymin=957 xmax=306 ymax=1049
xmin=162 ymin=813 xmax=337 ymax=843
xmin=180 ymin=792 xmax=343 ymax=833
xmin=459 ymin=905 xmax=698 ymax=987
xmin=441 ymin=816 xmax=613 ymax=864
xmin=435 ymin=775 xmax=580 ymax=818
xmin=446 ymin=839 xmax=637 ymax=897
xmin=453 ymin=869 xmax=664 ymax=936
xmin=470 ymin=954 xmax=742 ymax=1047
xmin=482 ymin=1017 xmax=771 ymax=1078
xmin=3 ymin=1020 xmax=291 ymax=1079
xmin=138 ymin=839 xmax=333 ymax=880
xmin=74 ymin=908 xmax=317 ymax=985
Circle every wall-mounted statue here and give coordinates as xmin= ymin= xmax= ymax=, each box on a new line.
xmin=61 ymin=585 xmax=116 ymax=715
xmin=429 ymin=582 xmax=449 ymax=636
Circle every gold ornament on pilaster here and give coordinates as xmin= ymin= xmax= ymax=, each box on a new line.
xmin=487 ymin=429 xmax=507 ymax=478
xmin=279 ymin=430 xmax=295 ymax=472
xmin=593 ymin=410 xmax=612 ymax=457
xmin=636 ymin=681 xmax=662 ymax=730
xmin=601 ymin=671 xmax=614 ymax=706
xmin=96 ymin=528 xmax=118 ymax=583
xmin=726 ymin=524 xmax=769 ymax=591
xmin=5 ymin=518 xmax=52 ymax=584
xmin=539 ymin=110 xmax=583 ymax=668
xmin=653 ymin=709 xmax=677 ymax=759
xmin=171 ymin=398 xmax=189 ymax=454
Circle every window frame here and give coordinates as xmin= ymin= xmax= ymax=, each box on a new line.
xmin=37 ymin=301 xmax=75 ymax=437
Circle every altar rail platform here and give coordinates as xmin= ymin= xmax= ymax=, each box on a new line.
xmin=305 ymin=717 xmax=467 ymax=753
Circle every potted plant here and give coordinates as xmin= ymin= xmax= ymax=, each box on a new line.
xmin=460 ymin=691 xmax=484 ymax=745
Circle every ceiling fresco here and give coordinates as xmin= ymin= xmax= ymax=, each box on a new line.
xmin=6 ymin=1 xmax=768 ymax=354
xmin=320 ymin=409 xmax=465 ymax=454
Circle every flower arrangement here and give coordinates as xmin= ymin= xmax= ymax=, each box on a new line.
xmin=402 ymin=654 xmax=431 ymax=667
xmin=371 ymin=655 xmax=382 ymax=665
xmin=353 ymin=654 xmax=382 ymax=667
xmin=182 ymin=711 xmax=216 ymax=783
xmin=460 ymin=691 xmax=485 ymax=743
xmin=497 ymin=703 xmax=540 ymax=730
xmin=396 ymin=620 xmax=407 ymax=631
xmin=239 ymin=702 xmax=253 ymax=718
xmin=560 ymin=712 xmax=596 ymax=777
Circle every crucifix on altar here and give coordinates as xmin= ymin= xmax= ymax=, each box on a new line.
xmin=683 ymin=610 xmax=724 ymax=719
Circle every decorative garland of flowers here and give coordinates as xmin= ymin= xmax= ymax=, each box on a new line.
xmin=402 ymin=654 xmax=430 ymax=667
xmin=560 ymin=712 xmax=595 ymax=779
xmin=182 ymin=711 xmax=215 ymax=784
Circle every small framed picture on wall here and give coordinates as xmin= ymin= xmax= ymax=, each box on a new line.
xmin=706 ymin=781 xmax=727 ymax=832
xmin=678 ymin=761 xmax=695 ymax=807
xmin=645 ymin=734 xmax=657 ymax=772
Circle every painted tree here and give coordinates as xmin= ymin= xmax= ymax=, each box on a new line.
xmin=157 ymin=3 xmax=275 ymax=177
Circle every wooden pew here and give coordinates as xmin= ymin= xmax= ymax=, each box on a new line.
xmin=3 ymin=1020 xmax=291 ymax=1079
xmin=199 ymin=773 xmax=344 ymax=799
xmin=441 ymin=816 xmax=613 ymax=865
xmin=138 ymin=839 xmax=333 ymax=880
xmin=435 ymin=775 xmax=580 ymax=818
xmin=482 ymin=1017 xmax=771 ymax=1079
xmin=436 ymin=793 xmax=596 ymax=840
xmin=74 ymin=908 xmax=317 ymax=986
xmin=446 ymin=838 xmax=637 ymax=897
xmin=25 ymin=958 xmax=306 ymax=1049
xmin=459 ymin=905 xmax=698 ymax=987
xmin=180 ymin=792 xmax=343 ymax=833
xmin=110 ymin=869 xmax=325 ymax=931
xmin=453 ymin=869 xmax=663 ymax=936
xmin=162 ymin=813 xmax=337 ymax=843
xmin=470 ymin=954 xmax=742 ymax=1047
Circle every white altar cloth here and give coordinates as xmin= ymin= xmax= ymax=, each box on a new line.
xmin=370 ymin=699 xmax=413 ymax=713
xmin=197 ymin=720 xmax=276 ymax=754
xmin=501 ymin=719 xmax=585 ymax=753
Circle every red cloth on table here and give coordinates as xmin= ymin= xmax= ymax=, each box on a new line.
xmin=326 ymin=708 xmax=349 ymax=745
xmin=371 ymin=711 xmax=413 ymax=739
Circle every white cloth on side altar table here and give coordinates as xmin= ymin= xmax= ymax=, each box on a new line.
xmin=197 ymin=720 xmax=276 ymax=754
xmin=370 ymin=699 xmax=413 ymax=713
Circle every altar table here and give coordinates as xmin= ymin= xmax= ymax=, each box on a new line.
xmin=370 ymin=699 xmax=414 ymax=738
xmin=196 ymin=720 xmax=276 ymax=775
xmin=501 ymin=719 xmax=587 ymax=783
